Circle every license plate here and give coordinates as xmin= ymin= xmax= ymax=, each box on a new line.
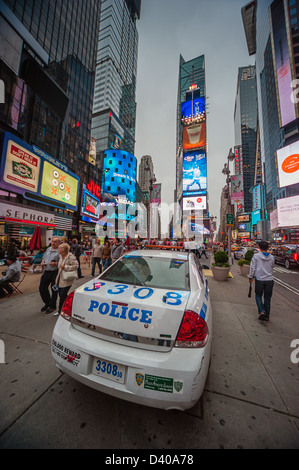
xmin=92 ymin=357 xmax=125 ymax=384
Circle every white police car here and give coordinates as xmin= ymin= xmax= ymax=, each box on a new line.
xmin=51 ymin=250 xmax=212 ymax=410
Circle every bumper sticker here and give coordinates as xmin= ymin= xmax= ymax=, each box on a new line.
xmin=137 ymin=374 xmax=184 ymax=394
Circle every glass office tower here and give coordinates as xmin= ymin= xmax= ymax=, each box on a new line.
xmin=0 ymin=0 xmax=101 ymax=183
xmin=91 ymin=0 xmax=141 ymax=174
xmin=234 ymin=65 xmax=258 ymax=213
xmin=242 ymin=0 xmax=299 ymax=215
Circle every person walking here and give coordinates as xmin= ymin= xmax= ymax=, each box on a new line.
xmin=249 ymin=241 xmax=275 ymax=322
xmin=53 ymin=243 xmax=78 ymax=316
xmin=102 ymin=240 xmax=112 ymax=271
xmin=201 ymin=243 xmax=208 ymax=259
xmin=91 ymin=239 xmax=103 ymax=277
xmin=39 ymin=237 xmax=60 ymax=314
xmin=70 ymin=238 xmax=84 ymax=278
xmin=0 ymin=255 xmax=21 ymax=297
xmin=111 ymin=237 xmax=124 ymax=264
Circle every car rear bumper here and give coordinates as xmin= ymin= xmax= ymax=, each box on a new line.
xmin=51 ymin=316 xmax=211 ymax=411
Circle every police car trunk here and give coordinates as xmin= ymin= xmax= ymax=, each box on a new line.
xmin=65 ymin=251 xmax=204 ymax=352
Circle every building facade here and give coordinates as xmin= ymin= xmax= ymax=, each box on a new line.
xmin=234 ymin=65 xmax=258 ymax=214
xmin=176 ymin=54 xmax=209 ymax=240
xmin=91 ymin=0 xmax=141 ymax=177
xmin=242 ymin=0 xmax=299 ymax=243
xmin=0 ymin=0 xmax=101 ymax=247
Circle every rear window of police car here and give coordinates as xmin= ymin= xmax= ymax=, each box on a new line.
xmin=101 ymin=255 xmax=190 ymax=291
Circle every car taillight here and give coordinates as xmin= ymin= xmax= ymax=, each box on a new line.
xmin=175 ymin=310 xmax=209 ymax=348
xmin=60 ymin=291 xmax=74 ymax=321
xmin=293 ymin=253 xmax=298 ymax=261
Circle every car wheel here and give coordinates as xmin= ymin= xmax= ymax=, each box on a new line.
xmin=285 ymin=259 xmax=290 ymax=269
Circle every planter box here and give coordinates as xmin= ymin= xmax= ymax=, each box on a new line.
xmin=240 ymin=263 xmax=250 ymax=277
xmin=211 ymin=265 xmax=231 ymax=281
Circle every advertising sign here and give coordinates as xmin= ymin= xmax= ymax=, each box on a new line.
xmin=271 ymin=0 xmax=297 ymax=127
xmin=276 ymin=195 xmax=299 ymax=227
xmin=151 ymin=183 xmax=161 ymax=205
xmin=183 ymin=195 xmax=207 ymax=211
xmin=276 ymin=142 xmax=299 ymax=188
xmin=181 ymin=96 xmax=205 ymax=122
xmin=238 ymin=214 xmax=250 ymax=223
xmin=81 ymin=184 xmax=101 ymax=222
xmin=2 ymin=139 xmax=41 ymax=192
xmin=231 ymin=175 xmax=244 ymax=204
xmin=0 ymin=132 xmax=79 ymax=211
xmin=252 ymin=209 xmax=261 ymax=226
xmin=182 ymin=150 xmax=207 ymax=196
xmin=41 ymin=161 xmax=78 ymax=208
xmin=102 ymin=149 xmax=137 ymax=203
xmin=182 ymin=122 xmax=206 ymax=150
xmin=252 ymin=184 xmax=262 ymax=211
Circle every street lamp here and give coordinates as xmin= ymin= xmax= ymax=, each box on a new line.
xmin=222 ymin=148 xmax=235 ymax=263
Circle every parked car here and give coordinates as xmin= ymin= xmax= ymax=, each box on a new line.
xmin=271 ymin=245 xmax=299 ymax=269
xmin=51 ymin=249 xmax=212 ymax=411
xmin=234 ymin=247 xmax=259 ymax=260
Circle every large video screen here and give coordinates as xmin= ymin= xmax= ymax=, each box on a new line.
xmin=41 ymin=161 xmax=79 ymax=208
xmin=181 ymin=96 xmax=205 ymax=121
xmin=81 ymin=184 xmax=101 ymax=222
xmin=182 ymin=150 xmax=207 ymax=196
xmin=102 ymin=149 xmax=137 ymax=203
xmin=277 ymin=142 xmax=299 ymax=188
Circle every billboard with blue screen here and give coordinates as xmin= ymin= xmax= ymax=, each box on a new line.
xmin=182 ymin=150 xmax=207 ymax=196
xmin=102 ymin=149 xmax=137 ymax=203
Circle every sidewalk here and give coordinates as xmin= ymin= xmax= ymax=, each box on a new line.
xmin=0 ymin=256 xmax=298 ymax=448
xmin=0 ymin=259 xmax=94 ymax=300
xmin=205 ymin=261 xmax=299 ymax=447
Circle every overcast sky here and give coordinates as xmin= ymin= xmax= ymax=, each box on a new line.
xmin=134 ymin=0 xmax=255 ymax=235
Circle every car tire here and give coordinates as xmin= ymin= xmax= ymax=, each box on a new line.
xmin=285 ymin=259 xmax=290 ymax=269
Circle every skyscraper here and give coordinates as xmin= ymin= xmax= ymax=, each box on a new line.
xmin=0 ymin=0 xmax=101 ymax=247
xmin=176 ymin=54 xmax=208 ymax=239
xmin=242 ymin=0 xmax=299 ymax=243
xmin=91 ymin=0 xmax=141 ymax=176
xmin=234 ymin=65 xmax=258 ymax=213
xmin=0 ymin=0 xmax=100 ymax=180
xmin=138 ymin=155 xmax=154 ymax=192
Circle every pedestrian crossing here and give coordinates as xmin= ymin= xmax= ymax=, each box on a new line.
xmin=274 ymin=266 xmax=299 ymax=275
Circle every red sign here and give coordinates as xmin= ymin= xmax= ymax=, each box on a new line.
xmin=86 ymin=179 xmax=101 ymax=198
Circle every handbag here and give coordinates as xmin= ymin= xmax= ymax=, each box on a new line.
xmin=61 ymin=269 xmax=78 ymax=282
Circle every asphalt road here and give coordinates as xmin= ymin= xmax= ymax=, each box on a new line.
xmin=272 ymin=264 xmax=299 ymax=309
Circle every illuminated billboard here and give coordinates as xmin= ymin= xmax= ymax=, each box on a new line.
xmin=276 ymin=195 xmax=299 ymax=228
xmin=102 ymin=149 xmax=137 ymax=203
xmin=183 ymin=195 xmax=207 ymax=211
xmin=41 ymin=161 xmax=78 ymax=208
xmin=0 ymin=132 xmax=79 ymax=211
xmin=2 ymin=139 xmax=41 ymax=192
xmin=271 ymin=0 xmax=297 ymax=127
xmin=182 ymin=150 xmax=207 ymax=196
xmin=182 ymin=122 xmax=206 ymax=150
xmin=276 ymin=142 xmax=299 ymax=188
xmin=181 ymin=96 xmax=205 ymax=122
xmin=81 ymin=184 xmax=101 ymax=222
xmin=252 ymin=209 xmax=261 ymax=226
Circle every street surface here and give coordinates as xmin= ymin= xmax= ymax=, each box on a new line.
xmin=0 ymin=257 xmax=298 ymax=450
